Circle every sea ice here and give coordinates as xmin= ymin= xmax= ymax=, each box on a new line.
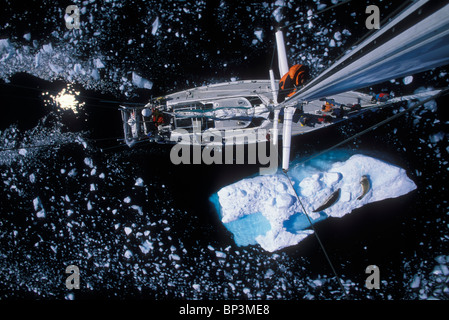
xmin=33 ymin=197 xmax=46 ymax=218
xmin=254 ymin=30 xmax=263 ymax=42
xmin=151 ymin=17 xmax=160 ymax=35
xmin=403 ymin=75 xmax=413 ymax=85
xmin=132 ymin=72 xmax=153 ymax=90
xmin=214 ymin=154 xmax=417 ymax=252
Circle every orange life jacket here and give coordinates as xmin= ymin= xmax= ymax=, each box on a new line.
xmin=288 ymin=64 xmax=308 ymax=87
xmin=279 ymin=64 xmax=309 ymax=99
xmin=323 ymin=102 xmax=333 ymax=112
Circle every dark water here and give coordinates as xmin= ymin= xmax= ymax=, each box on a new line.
xmin=1 ymin=0 xmax=449 ymax=307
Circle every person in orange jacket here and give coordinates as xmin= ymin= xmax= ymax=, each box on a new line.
xmin=277 ymin=64 xmax=309 ymax=103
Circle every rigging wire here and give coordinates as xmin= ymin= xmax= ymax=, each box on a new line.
xmin=282 ymin=170 xmax=350 ymax=299
xmin=280 ymin=0 xmax=353 ymax=30
xmin=272 ymin=134 xmax=349 ymax=298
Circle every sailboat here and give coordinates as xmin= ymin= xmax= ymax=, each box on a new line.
xmin=120 ymin=0 xmax=449 ymax=171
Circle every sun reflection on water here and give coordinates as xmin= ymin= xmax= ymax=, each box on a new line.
xmin=43 ymin=84 xmax=85 ymax=114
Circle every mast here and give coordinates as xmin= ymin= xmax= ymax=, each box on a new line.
xmin=275 ymin=30 xmax=289 ymax=77
xmin=274 ymin=29 xmax=295 ymax=171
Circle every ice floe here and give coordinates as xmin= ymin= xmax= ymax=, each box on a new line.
xmin=215 ymin=154 xmax=417 ymax=252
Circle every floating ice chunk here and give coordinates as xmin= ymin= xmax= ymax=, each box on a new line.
xmin=132 ymin=71 xmax=153 ymax=90
xmin=429 ymin=132 xmax=445 ymax=144
xmin=139 ymin=240 xmax=153 ymax=254
xmin=403 ymin=76 xmax=413 ymax=85
xmin=135 ymin=177 xmax=144 ymax=186
xmin=33 ymin=197 xmax=42 ymax=211
xmin=49 ymin=63 xmax=63 ymax=74
xmin=83 ymin=158 xmax=93 ymax=168
xmin=93 ymin=58 xmax=105 ymax=69
xmin=0 ymin=39 xmax=12 ymax=52
xmin=33 ymin=197 xmax=46 ymax=218
xmin=215 ymin=251 xmax=226 ymax=259
xmin=131 ymin=205 xmax=143 ymax=215
xmin=91 ymin=69 xmax=100 ymax=80
xmin=317 ymin=3 xmax=327 ymax=10
xmin=272 ymin=7 xmax=283 ymax=22
xmin=65 ymin=293 xmax=75 ymax=300
xmin=151 ymin=17 xmax=160 ymax=35
xmin=329 ymin=39 xmax=336 ymax=47
xmin=34 ymin=51 xmax=41 ymax=67
xmin=124 ymin=196 xmax=131 ymax=203
xmin=124 ymin=249 xmax=133 ymax=259
xmin=23 ymin=33 xmax=31 ymax=41
xmin=124 ymin=227 xmax=132 ymax=235
xmin=192 ymin=284 xmax=201 ymax=292
xmin=74 ymin=63 xmax=83 ymax=74
xmin=254 ymin=29 xmax=263 ymax=42
xmin=170 ymin=254 xmax=181 ymax=261
xmin=42 ymin=43 xmax=53 ymax=54
xmin=264 ymin=269 xmax=275 ymax=279
xmin=334 ymin=31 xmax=342 ymax=41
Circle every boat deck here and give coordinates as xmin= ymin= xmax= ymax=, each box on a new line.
xmin=280 ymin=90 xmax=374 ymax=137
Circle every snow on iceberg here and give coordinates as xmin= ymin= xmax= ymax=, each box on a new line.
xmin=212 ymin=154 xmax=417 ymax=252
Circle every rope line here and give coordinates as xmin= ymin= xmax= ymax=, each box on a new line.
xmin=282 ymin=170 xmax=350 ymax=299
xmin=274 ymin=87 xmax=449 ymax=299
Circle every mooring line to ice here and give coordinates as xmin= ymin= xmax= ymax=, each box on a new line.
xmin=273 ymin=144 xmax=349 ymax=298
xmin=280 ymin=169 xmax=350 ymax=299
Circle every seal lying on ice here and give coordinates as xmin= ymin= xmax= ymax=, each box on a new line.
xmin=312 ymin=188 xmax=341 ymax=212
xmin=357 ymin=175 xmax=370 ymax=200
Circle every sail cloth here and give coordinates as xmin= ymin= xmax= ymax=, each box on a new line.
xmin=280 ymin=0 xmax=449 ymax=106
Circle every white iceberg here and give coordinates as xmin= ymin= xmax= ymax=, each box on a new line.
xmin=212 ymin=154 xmax=417 ymax=252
